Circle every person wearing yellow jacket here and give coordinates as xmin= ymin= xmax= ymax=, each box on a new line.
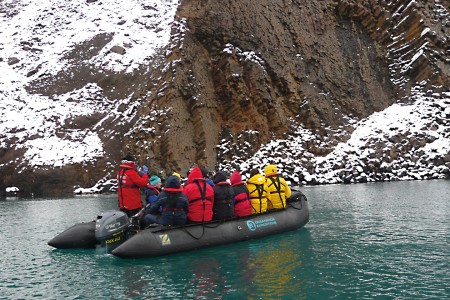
xmin=246 ymin=169 xmax=270 ymax=214
xmin=264 ymin=164 xmax=291 ymax=210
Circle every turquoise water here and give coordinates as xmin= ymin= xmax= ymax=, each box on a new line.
xmin=1 ymin=180 xmax=449 ymax=299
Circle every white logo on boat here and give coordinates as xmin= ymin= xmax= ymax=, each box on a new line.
xmin=247 ymin=217 xmax=277 ymax=231
xmin=247 ymin=221 xmax=257 ymax=231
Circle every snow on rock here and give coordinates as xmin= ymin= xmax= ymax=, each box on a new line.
xmin=230 ymin=84 xmax=450 ymax=185
xmin=5 ymin=186 xmax=19 ymax=197
xmin=1 ymin=0 xmax=179 ymax=77
xmin=1 ymin=0 xmax=448 ymax=195
xmin=0 ymin=0 xmax=179 ymax=171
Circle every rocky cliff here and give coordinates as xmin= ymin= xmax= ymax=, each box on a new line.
xmin=0 ymin=0 xmax=448 ymax=196
xmin=130 ymin=0 xmax=449 ymax=182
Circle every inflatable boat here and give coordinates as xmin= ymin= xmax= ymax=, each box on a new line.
xmin=48 ymin=190 xmax=309 ymax=258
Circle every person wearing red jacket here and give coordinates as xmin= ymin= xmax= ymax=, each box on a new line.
xmin=183 ymin=166 xmax=214 ymax=222
xmin=230 ymin=171 xmax=252 ymax=217
xmin=116 ymin=155 xmax=149 ymax=217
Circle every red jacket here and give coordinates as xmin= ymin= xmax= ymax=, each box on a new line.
xmin=117 ymin=162 xmax=149 ymax=210
xmin=230 ymin=171 xmax=252 ymax=217
xmin=183 ymin=166 xmax=214 ymax=222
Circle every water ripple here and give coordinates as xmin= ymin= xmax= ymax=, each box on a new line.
xmin=1 ymin=181 xmax=449 ymax=299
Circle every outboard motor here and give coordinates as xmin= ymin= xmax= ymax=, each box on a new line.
xmin=95 ymin=210 xmax=130 ymax=252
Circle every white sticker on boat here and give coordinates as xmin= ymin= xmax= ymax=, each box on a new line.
xmin=246 ymin=217 xmax=277 ymax=231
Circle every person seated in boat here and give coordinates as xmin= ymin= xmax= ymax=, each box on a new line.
xmin=172 ymin=172 xmax=184 ymax=190
xmin=146 ymin=175 xmax=189 ymax=226
xmin=183 ymin=165 xmax=214 ymax=223
xmin=116 ymin=154 xmax=149 ymax=217
xmin=144 ymin=175 xmax=162 ymax=206
xmin=200 ymin=166 xmax=215 ymax=187
xmin=212 ymin=171 xmax=234 ymax=220
xmin=264 ymin=164 xmax=291 ymax=210
xmin=141 ymin=175 xmax=163 ymax=225
xmin=230 ymin=171 xmax=252 ymax=217
xmin=246 ymin=168 xmax=270 ymax=214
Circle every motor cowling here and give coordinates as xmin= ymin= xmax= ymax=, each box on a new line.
xmin=95 ymin=210 xmax=130 ymax=252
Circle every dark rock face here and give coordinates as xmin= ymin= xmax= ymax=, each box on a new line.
xmin=136 ymin=0 xmax=448 ymax=178
xmin=1 ymin=0 xmax=448 ymax=196
xmin=136 ymin=0 xmax=395 ymax=174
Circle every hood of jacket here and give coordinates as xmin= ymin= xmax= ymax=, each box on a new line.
xmin=264 ymin=164 xmax=278 ymax=176
xmin=247 ymin=173 xmax=266 ymax=185
xmin=187 ymin=166 xmax=203 ymax=184
xmin=119 ymin=161 xmax=137 ymax=170
xmin=212 ymin=171 xmax=228 ymax=184
xmin=230 ymin=171 xmax=243 ymax=185
xmin=164 ymin=175 xmax=182 ymax=192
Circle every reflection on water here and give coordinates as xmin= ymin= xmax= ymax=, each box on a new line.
xmin=247 ymin=239 xmax=304 ymax=299
xmin=1 ymin=180 xmax=449 ymax=299
xmin=120 ymin=266 xmax=147 ymax=299
xmin=81 ymin=233 xmax=309 ymax=299
xmin=188 ymin=258 xmax=231 ymax=299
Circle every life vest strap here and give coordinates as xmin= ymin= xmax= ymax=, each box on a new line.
xmin=189 ymin=197 xmax=213 ymax=204
xmin=234 ymin=198 xmax=247 ymax=204
xmin=215 ymin=199 xmax=231 ymax=204
xmin=118 ymin=168 xmax=127 ymax=208
xmin=147 ymin=186 xmax=161 ymax=194
xmin=268 ymin=176 xmax=285 ymax=209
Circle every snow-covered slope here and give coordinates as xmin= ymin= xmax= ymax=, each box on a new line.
xmin=0 ymin=0 xmax=448 ymax=195
xmin=0 ymin=0 xmax=178 ymax=167
xmin=232 ymin=85 xmax=449 ymax=184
